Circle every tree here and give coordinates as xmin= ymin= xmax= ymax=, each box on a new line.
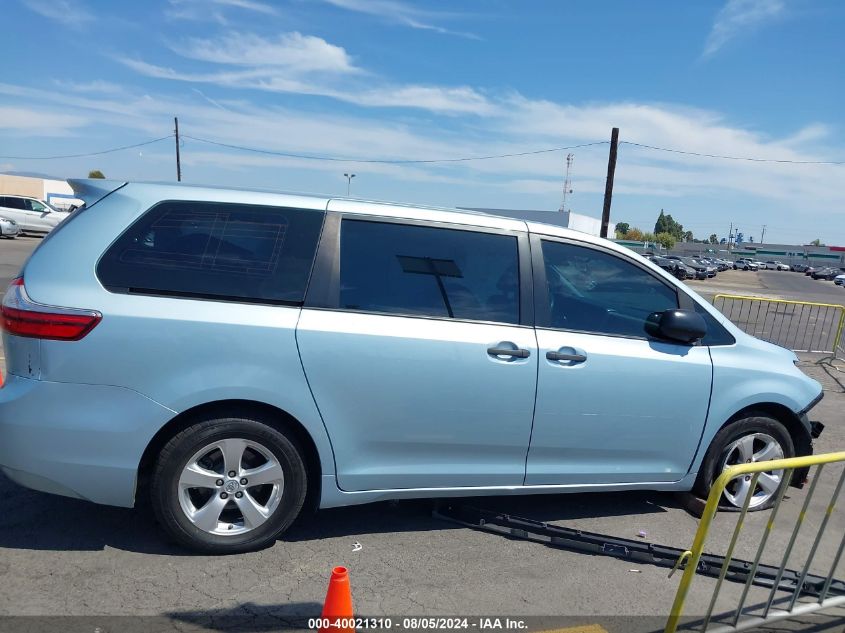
xmin=615 ymin=222 xmax=630 ymax=236
xmin=720 ymin=237 xmax=727 ymax=244
xmin=654 ymin=209 xmax=685 ymax=240
xmin=642 ymin=231 xmax=657 ymax=244
xmin=735 ymin=232 xmax=744 ymax=244
xmin=654 ymin=231 xmax=676 ymax=250
xmin=683 ymin=231 xmax=694 ymax=242
xmin=88 ymin=170 xmax=105 ymax=179
xmin=626 ymin=227 xmax=644 ymax=241
xmin=810 ymin=238 xmax=824 ymax=246
xmin=708 ymin=234 xmax=718 ymax=244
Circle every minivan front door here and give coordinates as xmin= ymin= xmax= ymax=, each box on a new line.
xmin=526 ymin=237 xmax=713 ymax=485
xmin=297 ymin=215 xmax=538 ymax=492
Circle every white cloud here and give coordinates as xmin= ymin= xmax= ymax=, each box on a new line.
xmin=704 ymin=0 xmax=785 ymax=57
xmin=21 ymin=0 xmax=93 ymax=27
xmin=117 ymin=31 xmax=494 ymax=115
xmin=166 ymin=0 xmax=278 ymax=22
xmin=0 ymin=81 xmax=842 ymax=231
xmin=320 ymin=0 xmax=478 ymax=38
xmin=173 ymin=32 xmax=360 ymax=74
xmin=0 ymin=106 xmax=89 ymax=136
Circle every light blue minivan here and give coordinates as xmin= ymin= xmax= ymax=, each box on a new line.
xmin=0 ymin=180 xmax=824 ymax=553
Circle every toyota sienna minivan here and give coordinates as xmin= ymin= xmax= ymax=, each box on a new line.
xmin=0 ymin=180 xmax=824 ymax=553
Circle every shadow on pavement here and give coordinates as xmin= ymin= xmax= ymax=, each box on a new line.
xmin=0 ymin=467 xmax=678 ymax=555
xmin=167 ymin=602 xmax=323 ymax=631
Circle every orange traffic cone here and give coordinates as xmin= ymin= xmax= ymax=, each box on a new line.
xmin=320 ymin=566 xmax=354 ymax=633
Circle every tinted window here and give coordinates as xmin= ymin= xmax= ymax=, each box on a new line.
xmin=696 ymin=302 xmax=735 ymax=346
xmin=97 ymin=201 xmax=324 ymax=303
xmin=541 ymin=240 xmax=678 ymax=338
xmin=26 ymin=199 xmax=46 ymax=212
xmin=339 ymin=220 xmax=519 ymax=324
xmin=3 ymin=197 xmax=25 ymax=210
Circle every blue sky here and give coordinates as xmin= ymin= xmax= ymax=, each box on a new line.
xmin=1 ymin=0 xmax=843 ymax=244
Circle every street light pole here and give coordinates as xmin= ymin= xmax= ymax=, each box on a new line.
xmin=343 ymin=173 xmax=356 ymax=196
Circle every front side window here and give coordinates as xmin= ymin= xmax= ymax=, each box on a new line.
xmin=26 ymin=200 xmax=46 ymax=212
xmin=339 ymin=219 xmax=520 ymax=325
xmin=541 ymin=240 xmax=678 ymax=338
xmin=97 ymin=200 xmax=324 ymax=303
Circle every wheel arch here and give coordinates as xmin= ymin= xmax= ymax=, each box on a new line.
xmin=136 ymin=399 xmax=323 ymax=511
xmin=707 ymin=402 xmax=812 ymax=488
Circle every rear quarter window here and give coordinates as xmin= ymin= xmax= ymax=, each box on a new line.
xmin=97 ymin=200 xmax=324 ymax=304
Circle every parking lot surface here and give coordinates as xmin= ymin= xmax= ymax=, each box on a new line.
xmin=0 ymin=240 xmax=843 ymax=632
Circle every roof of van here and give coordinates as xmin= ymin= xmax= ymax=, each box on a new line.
xmin=67 ymin=178 xmax=618 ymax=250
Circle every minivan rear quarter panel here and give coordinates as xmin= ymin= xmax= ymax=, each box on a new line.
xmin=12 ymin=185 xmax=339 ymax=504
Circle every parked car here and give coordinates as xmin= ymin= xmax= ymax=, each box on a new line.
xmin=692 ymin=258 xmax=718 ymax=277
xmin=805 ymin=266 xmax=817 ymax=276
xmin=649 ymin=256 xmax=687 ymax=280
xmin=0 ymin=216 xmax=20 ymax=239
xmin=811 ymin=267 xmax=841 ymax=281
xmin=0 ymin=195 xmax=70 ymax=234
xmin=677 ymin=262 xmax=702 ymax=280
xmin=834 ymin=274 xmax=845 ymax=286
xmin=0 ymin=179 xmax=824 ymax=553
xmin=791 ymin=264 xmax=809 ymax=273
xmin=734 ymin=259 xmax=758 ymax=271
xmin=765 ymin=261 xmax=790 ymax=271
xmin=681 ymin=257 xmax=710 ymax=279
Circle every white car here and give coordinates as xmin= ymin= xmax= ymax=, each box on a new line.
xmin=734 ymin=259 xmax=758 ymax=270
xmin=765 ymin=261 xmax=790 ymax=271
xmin=835 ymin=274 xmax=845 ymax=286
xmin=0 ymin=195 xmax=70 ymax=234
xmin=0 ymin=216 xmax=20 ymax=238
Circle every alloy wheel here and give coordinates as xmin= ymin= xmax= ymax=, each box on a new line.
xmin=177 ymin=438 xmax=285 ymax=536
xmin=720 ymin=433 xmax=784 ymax=509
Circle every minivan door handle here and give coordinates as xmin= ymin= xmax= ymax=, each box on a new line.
xmin=487 ymin=346 xmax=531 ymax=359
xmin=546 ymin=350 xmax=587 ymax=363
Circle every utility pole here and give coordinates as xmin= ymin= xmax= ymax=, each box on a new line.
xmin=600 ymin=127 xmax=619 ymax=239
xmin=174 ymin=117 xmax=182 ymax=182
xmin=343 ymin=173 xmax=356 ymax=196
xmin=728 ymin=222 xmax=733 ymax=250
xmin=559 ymin=153 xmax=574 ymax=213
xmin=761 ymin=225 xmax=766 ymax=244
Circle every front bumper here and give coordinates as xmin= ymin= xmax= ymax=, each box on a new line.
xmin=0 ymin=374 xmax=175 ymax=507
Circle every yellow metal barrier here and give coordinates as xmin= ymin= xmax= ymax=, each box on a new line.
xmin=712 ymin=294 xmax=845 ymax=355
xmin=665 ymin=451 xmax=845 ymax=633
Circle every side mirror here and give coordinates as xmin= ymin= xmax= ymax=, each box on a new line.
xmin=645 ymin=309 xmax=707 ymax=344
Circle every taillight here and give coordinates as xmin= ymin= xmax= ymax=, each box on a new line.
xmin=1 ymin=277 xmax=101 ymax=341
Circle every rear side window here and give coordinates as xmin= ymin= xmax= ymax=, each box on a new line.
xmin=2 ymin=197 xmax=25 ymax=210
xmin=97 ymin=201 xmax=324 ymax=303
xmin=338 ymin=219 xmax=520 ymax=324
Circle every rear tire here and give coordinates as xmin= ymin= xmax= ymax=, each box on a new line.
xmin=150 ymin=414 xmax=307 ymax=554
xmin=694 ymin=415 xmax=794 ymax=511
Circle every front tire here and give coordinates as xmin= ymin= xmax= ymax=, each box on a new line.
xmin=694 ymin=415 xmax=794 ymax=511
xmin=150 ymin=414 xmax=307 ymax=553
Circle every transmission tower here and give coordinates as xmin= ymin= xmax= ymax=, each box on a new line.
xmin=559 ymin=153 xmax=574 ymax=212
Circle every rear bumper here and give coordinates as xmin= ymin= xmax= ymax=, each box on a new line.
xmin=0 ymin=375 xmax=175 ymax=507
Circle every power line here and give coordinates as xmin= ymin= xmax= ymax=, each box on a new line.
xmin=3 ymin=130 xmax=843 ymax=167
xmin=181 ymin=134 xmax=609 ymax=164
xmin=0 ymin=135 xmax=174 ymax=160
xmin=621 ymin=141 xmax=845 ymax=165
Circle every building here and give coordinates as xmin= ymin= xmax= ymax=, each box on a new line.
xmin=461 ymin=207 xmax=615 ymax=237
xmin=612 ymin=238 xmax=845 ymax=266
xmin=0 ymin=173 xmax=83 ymax=210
